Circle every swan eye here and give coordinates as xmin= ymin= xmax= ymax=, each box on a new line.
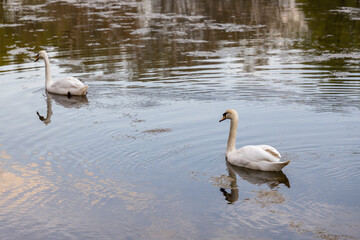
xmin=223 ymin=112 xmax=227 ymax=117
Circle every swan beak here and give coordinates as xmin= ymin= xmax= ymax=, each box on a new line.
xmin=34 ymin=55 xmax=39 ymax=62
xmin=219 ymin=116 xmax=226 ymax=122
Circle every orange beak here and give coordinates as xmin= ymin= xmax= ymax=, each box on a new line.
xmin=219 ymin=116 xmax=226 ymax=122
xmin=34 ymin=55 xmax=39 ymax=62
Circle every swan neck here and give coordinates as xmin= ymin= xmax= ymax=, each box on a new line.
xmin=43 ymin=54 xmax=52 ymax=88
xmin=43 ymin=95 xmax=53 ymax=125
xmin=227 ymin=116 xmax=238 ymax=153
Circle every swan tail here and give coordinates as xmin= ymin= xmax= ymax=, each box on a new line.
xmin=81 ymin=85 xmax=89 ymax=95
xmin=272 ymin=160 xmax=290 ymax=171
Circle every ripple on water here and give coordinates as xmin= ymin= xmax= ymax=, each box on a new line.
xmin=213 ymin=186 xmax=360 ymax=239
xmin=1 ymin=0 xmax=360 ymax=238
xmin=0 ymin=145 xmax=157 ymax=239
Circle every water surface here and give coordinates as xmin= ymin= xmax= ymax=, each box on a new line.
xmin=1 ymin=0 xmax=360 ymax=239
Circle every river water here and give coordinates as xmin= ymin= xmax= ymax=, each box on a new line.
xmin=0 ymin=0 xmax=360 ymax=239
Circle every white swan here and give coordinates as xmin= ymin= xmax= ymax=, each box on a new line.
xmin=219 ymin=109 xmax=289 ymax=172
xmin=35 ymin=50 xmax=88 ymax=96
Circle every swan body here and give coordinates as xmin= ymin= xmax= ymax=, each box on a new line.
xmin=219 ymin=109 xmax=289 ymax=172
xmin=35 ymin=50 xmax=88 ymax=96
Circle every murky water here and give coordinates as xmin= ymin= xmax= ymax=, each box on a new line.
xmin=1 ymin=0 xmax=360 ymax=239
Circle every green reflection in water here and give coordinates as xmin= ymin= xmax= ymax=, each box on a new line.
xmin=1 ymin=0 xmax=358 ymax=71
xmin=298 ymin=0 xmax=360 ymax=51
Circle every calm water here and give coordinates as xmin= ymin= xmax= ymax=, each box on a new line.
xmin=1 ymin=0 xmax=360 ymax=239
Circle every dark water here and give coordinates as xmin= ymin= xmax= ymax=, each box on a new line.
xmin=1 ymin=0 xmax=360 ymax=239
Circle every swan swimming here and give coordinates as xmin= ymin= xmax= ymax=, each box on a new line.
xmin=35 ymin=50 xmax=88 ymax=96
xmin=219 ymin=109 xmax=290 ymax=171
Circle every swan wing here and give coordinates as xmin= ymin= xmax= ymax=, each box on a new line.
xmin=256 ymin=145 xmax=281 ymax=160
xmin=246 ymin=160 xmax=290 ymax=172
xmin=48 ymin=77 xmax=88 ymax=95
xmin=51 ymin=77 xmax=84 ymax=89
xmin=227 ymin=145 xmax=288 ymax=171
xmin=230 ymin=145 xmax=280 ymax=163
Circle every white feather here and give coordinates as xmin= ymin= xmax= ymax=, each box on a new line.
xmin=220 ymin=109 xmax=289 ymax=172
xmin=36 ymin=50 xmax=88 ymax=96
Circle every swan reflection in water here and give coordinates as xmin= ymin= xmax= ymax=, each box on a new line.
xmin=220 ymin=161 xmax=290 ymax=204
xmin=36 ymin=92 xmax=88 ymax=125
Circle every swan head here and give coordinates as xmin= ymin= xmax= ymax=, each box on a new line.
xmin=219 ymin=109 xmax=238 ymax=122
xmin=34 ymin=50 xmax=47 ymax=62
